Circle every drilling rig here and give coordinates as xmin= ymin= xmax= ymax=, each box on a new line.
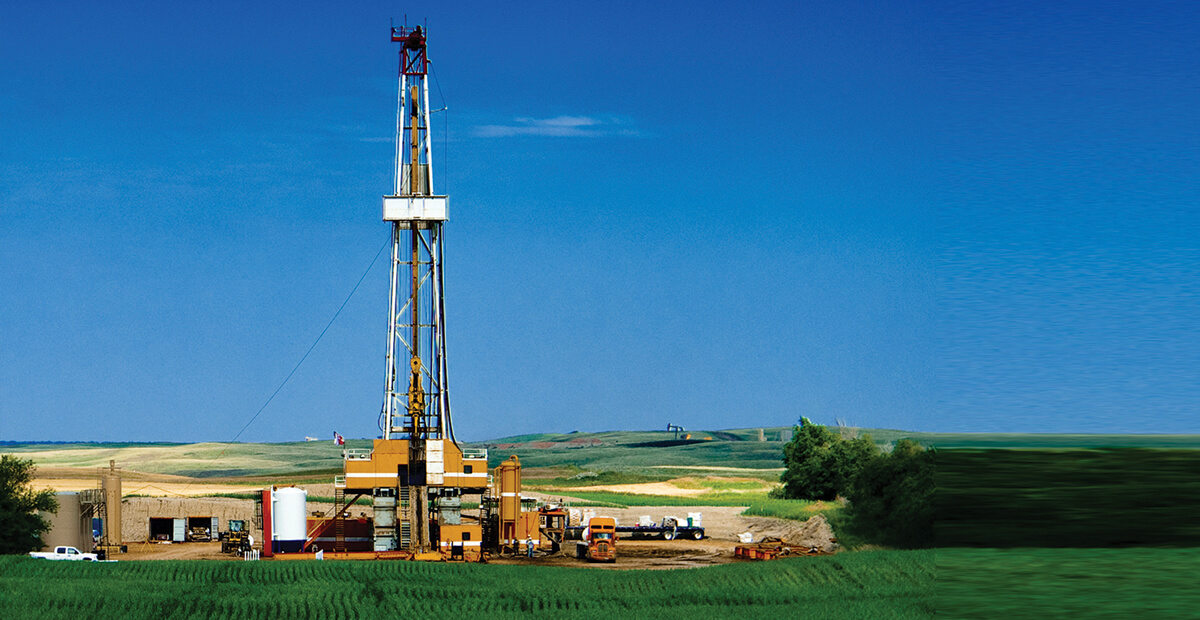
xmin=332 ymin=24 xmax=489 ymax=560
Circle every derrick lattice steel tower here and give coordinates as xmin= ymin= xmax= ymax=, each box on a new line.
xmin=337 ymin=25 xmax=487 ymax=560
xmin=382 ymin=23 xmax=450 ymax=446
xmin=381 ymin=23 xmax=449 ymax=553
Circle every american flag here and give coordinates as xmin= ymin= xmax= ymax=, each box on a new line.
xmin=334 ymin=432 xmax=345 ymax=446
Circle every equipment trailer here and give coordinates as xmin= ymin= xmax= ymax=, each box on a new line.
xmin=566 ymin=519 xmax=705 ymax=541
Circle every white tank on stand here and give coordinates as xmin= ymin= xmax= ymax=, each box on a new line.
xmin=272 ymin=487 xmax=308 ymax=553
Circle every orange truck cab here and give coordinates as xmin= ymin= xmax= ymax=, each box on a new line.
xmin=576 ymin=517 xmax=617 ymax=562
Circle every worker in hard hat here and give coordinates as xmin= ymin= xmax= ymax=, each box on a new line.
xmin=526 ymin=535 xmax=534 ymax=558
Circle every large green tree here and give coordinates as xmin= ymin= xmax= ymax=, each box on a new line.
xmin=0 ymin=455 xmax=58 ymax=554
xmin=779 ymin=418 xmax=879 ymax=501
xmin=844 ymin=439 xmax=935 ymax=548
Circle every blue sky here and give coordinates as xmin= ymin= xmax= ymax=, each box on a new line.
xmin=935 ymin=0 xmax=1200 ymax=434
xmin=1 ymin=1 xmax=1194 ymax=442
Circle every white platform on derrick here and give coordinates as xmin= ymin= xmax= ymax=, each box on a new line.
xmin=383 ymin=196 xmax=448 ymax=222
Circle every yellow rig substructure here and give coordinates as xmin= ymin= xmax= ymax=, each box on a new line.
xmin=335 ymin=439 xmax=489 ymax=561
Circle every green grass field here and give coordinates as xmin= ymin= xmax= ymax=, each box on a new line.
xmin=0 ymin=551 xmax=935 ymax=619
xmin=935 ymin=548 xmax=1200 ymax=618
xmin=6 ymin=549 xmax=1194 ymax=618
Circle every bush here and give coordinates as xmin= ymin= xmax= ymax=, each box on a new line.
xmin=844 ymin=439 xmax=934 ymax=548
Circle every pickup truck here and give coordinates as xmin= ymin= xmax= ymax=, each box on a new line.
xmin=29 ymin=546 xmax=99 ymax=561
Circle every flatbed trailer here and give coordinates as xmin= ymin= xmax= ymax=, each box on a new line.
xmin=565 ymin=523 xmax=705 ymax=541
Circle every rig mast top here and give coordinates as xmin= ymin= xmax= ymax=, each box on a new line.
xmin=391 ymin=25 xmax=428 ymax=76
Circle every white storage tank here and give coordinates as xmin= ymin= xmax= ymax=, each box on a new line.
xmin=272 ymin=487 xmax=308 ymax=553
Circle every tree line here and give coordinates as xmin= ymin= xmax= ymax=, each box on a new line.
xmin=777 ymin=418 xmax=933 ymax=548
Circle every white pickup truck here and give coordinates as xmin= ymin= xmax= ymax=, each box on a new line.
xmin=29 ymin=546 xmax=99 ymax=561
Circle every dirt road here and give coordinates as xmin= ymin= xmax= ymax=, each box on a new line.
xmin=490 ymin=539 xmax=737 ymax=570
xmin=120 ymin=541 xmax=239 ymax=561
xmin=117 ymin=539 xmax=756 ymax=569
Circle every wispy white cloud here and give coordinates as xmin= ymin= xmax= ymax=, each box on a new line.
xmin=474 ymin=115 xmax=638 ymax=138
xmin=516 ymin=116 xmax=598 ymax=127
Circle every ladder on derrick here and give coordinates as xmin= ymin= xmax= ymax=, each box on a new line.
xmin=399 ymin=484 xmax=412 ymax=549
xmin=333 ymin=488 xmax=346 ymax=552
xmin=480 ymin=485 xmax=495 ymax=550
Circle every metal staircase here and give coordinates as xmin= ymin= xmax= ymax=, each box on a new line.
xmin=333 ymin=487 xmax=347 ymax=552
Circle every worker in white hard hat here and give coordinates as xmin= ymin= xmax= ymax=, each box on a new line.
xmin=526 ymin=535 xmax=534 ymax=558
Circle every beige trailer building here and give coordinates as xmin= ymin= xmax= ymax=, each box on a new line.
xmin=122 ymin=497 xmax=259 ymax=544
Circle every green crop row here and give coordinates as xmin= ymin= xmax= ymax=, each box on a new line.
xmin=0 ymin=550 xmax=934 ymax=619
xmin=936 ymin=548 xmax=1200 ymax=618
xmin=11 ymin=548 xmax=1195 ymax=617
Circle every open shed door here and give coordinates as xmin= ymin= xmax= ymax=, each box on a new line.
xmin=173 ymin=518 xmax=186 ymax=542
xmin=212 ymin=517 xmax=219 ymax=536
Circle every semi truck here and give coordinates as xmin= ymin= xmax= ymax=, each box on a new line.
xmin=574 ymin=517 xmax=617 ymax=562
